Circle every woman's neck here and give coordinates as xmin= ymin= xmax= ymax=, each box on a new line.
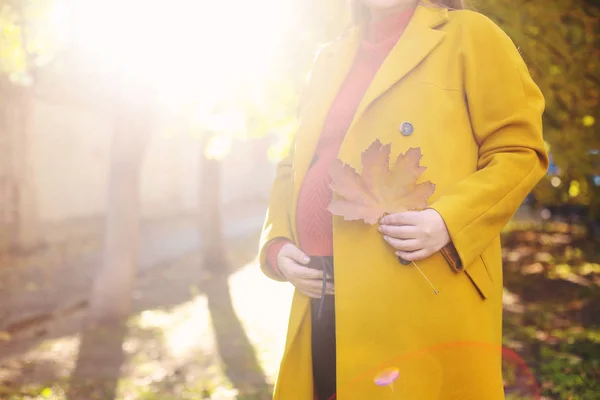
xmin=368 ymin=1 xmax=419 ymax=22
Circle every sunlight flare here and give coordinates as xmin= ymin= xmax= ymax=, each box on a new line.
xmin=68 ymin=0 xmax=292 ymax=106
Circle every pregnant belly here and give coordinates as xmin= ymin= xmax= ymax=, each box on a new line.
xmin=296 ymin=155 xmax=335 ymax=257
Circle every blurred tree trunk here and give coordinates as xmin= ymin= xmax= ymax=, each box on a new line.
xmin=199 ymin=135 xmax=227 ymax=276
xmin=69 ymin=85 xmax=154 ymax=400
xmin=0 ymin=79 xmax=40 ymax=254
xmin=197 ymin=136 xmax=272 ymax=397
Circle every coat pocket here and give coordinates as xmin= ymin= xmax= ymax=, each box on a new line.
xmin=464 ymin=254 xmax=493 ymax=300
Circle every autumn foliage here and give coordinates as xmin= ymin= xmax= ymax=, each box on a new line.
xmin=328 ymin=139 xmax=436 ymax=225
xmin=476 ymin=0 xmax=600 ymax=216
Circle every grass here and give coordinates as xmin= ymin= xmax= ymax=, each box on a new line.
xmin=501 ymin=220 xmax=599 ymax=399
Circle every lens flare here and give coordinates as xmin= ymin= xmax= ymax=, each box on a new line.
xmin=374 ymin=367 xmax=400 ymax=387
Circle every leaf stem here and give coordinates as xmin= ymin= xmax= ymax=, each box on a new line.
xmin=411 ymin=261 xmax=439 ymax=295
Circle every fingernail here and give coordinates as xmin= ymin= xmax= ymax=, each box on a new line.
xmin=303 ymin=257 xmax=310 ymax=263
xmin=378 ymin=226 xmax=384 ymax=232
xmin=384 ymin=235 xmax=390 ymax=241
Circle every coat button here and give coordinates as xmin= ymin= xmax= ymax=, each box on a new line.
xmin=400 ymin=121 xmax=414 ymax=136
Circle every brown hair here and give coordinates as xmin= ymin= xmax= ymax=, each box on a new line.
xmin=350 ymin=0 xmax=465 ymax=24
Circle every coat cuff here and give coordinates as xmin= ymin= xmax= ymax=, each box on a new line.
xmin=441 ymin=242 xmax=463 ymax=272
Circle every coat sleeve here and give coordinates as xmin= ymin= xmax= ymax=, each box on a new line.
xmin=258 ymin=142 xmax=296 ymax=282
xmin=428 ymin=12 xmax=549 ymax=270
xmin=258 ymin=44 xmax=334 ymax=281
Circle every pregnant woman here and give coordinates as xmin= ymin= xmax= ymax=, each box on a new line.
xmin=259 ymin=0 xmax=548 ymax=398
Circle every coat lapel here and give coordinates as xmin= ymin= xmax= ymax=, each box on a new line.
xmin=345 ymin=5 xmax=449 ymax=140
xmin=282 ymin=30 xmax=363 ymax=368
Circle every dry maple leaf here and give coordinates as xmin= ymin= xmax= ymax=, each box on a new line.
xmin=328 ymin=139 xmax=435 ymax=225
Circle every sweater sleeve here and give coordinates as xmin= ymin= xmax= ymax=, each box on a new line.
xmin=265 ymin=238 xmax=292 ymax=280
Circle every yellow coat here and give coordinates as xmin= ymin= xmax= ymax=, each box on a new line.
xmin=259 ymin=4 xmax=548 ymax=399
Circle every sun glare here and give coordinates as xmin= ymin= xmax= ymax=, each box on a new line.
xmin=68 ymin=0 xmax=293 ymax=106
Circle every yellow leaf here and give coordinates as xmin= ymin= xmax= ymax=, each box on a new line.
xmin=40 ymin=387 xmax=53 ymax=397
xmin=525 ymin=25 xmax=540 ymax=36
xmin=328 ymin=140 xmax=434 ymax=225
xmin=569 ymin=180 xmax=580 ymax=198
xmin=582 ymin=115 xmax=595 ymax=127
xmin=555 ymin=264 xmax=571 ymax=278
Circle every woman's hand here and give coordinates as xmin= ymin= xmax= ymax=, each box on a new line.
xmin=277 ymin=243 xmax=334 ymax=298
xmin=379 ymin=209 xmax=451 ymax=262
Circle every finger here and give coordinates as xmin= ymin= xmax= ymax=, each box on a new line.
xmin=283 ymin=262 xmax=324 ymax=280
xmin=383 ymin=236 xmax=421 ymax=252
xmin=294 ymin=278 xmax=326 ymax=292
xmin=295 ymin=279 xmax=334 ymax=298
xmin=295 ymin=283 xmax=325 ymax=298
xmin=326 ymin=283 xmax=335 ymax=296
xmin=396 ymin=248 xmax=432 ymax=262
xmin=378 ymin=224 xmax=418 ymax=239
xmin=380 ymin=211 xmax=421 ymax=226
xmin=296 ymin=287 xmax=322 ymax=299
xmin=281 ymin=243 xmax=310 ymax=265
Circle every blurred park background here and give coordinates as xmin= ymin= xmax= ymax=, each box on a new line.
xmin=0 ymin=0 xmax=598 ymax=399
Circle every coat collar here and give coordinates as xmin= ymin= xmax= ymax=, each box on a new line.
xmin=300 ymin=4 xmax=450 ymax=154
xmin=348 ymin=4 xmax=448 ymax=130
